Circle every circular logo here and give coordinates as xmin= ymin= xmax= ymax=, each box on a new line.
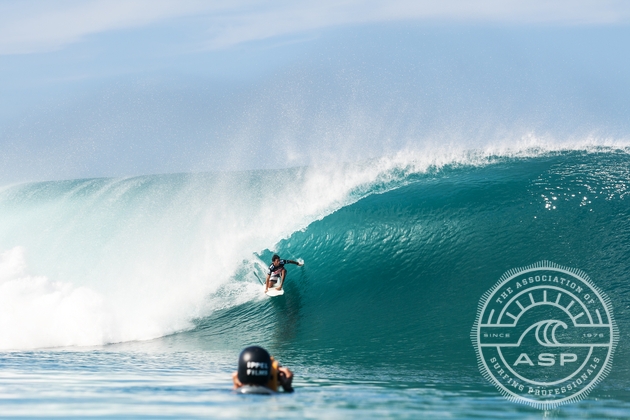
xmin=471 ymin=262 xmax=618 ymax=409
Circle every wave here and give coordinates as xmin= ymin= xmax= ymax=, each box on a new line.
xmin=191 ymin=147 xmax=630 ymax=377
xmin=0 ymin=142 xmax=629 ymax=352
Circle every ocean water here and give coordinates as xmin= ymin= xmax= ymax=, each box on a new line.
xmin=0 ymin=146 xmax=629 ymax=418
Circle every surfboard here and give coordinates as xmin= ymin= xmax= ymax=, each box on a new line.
xmin=265 ymin=288 xmax=285 ymax=297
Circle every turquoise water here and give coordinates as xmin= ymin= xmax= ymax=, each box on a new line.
xmin=0 ymin=149 xmax=629 ymax=417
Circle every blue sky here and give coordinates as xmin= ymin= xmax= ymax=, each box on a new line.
xmin=1 ymin=1 xmax=630 ymax=183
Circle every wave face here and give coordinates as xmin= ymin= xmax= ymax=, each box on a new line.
xmin=0 ymin=147 xmax=629 ymax=385
xmin=189 ymin=149 xmax=630 ymax=386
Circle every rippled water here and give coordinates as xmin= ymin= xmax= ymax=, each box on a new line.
xmin=0 ymin=346 xmax=628 ymax=418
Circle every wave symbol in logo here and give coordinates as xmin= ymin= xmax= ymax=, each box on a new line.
xmin=531 ymin=320 xmax=566 ymax=346
xmin=471 ymin=262 xmax=617 ymax=409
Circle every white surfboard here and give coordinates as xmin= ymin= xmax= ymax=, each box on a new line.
xmin=265 ymin=287 xmax=285 ymax=297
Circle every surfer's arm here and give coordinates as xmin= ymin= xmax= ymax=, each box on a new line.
xmin=285 ymin=260 xmax=303 ymax=266
xmin=232 ymin=371 xmax=243 ymax=389
xmin=278 ymin=367 xmax=294 ymax=393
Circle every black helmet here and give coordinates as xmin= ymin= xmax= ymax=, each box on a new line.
xmin=238 ymin=346 xmax=272 ymax=385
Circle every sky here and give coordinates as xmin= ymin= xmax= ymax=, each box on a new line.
xmin=1 ymin=0 xmax=630 ymax=183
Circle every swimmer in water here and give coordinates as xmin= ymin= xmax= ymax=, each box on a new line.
xmin=232 ymin=346 xmax=294 ymax=393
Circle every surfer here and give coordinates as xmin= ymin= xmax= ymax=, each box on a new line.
xmin=232 ymin=346 xmax=294 ymax=393
xmin=265 ymin=254 xmax=303 ymax=293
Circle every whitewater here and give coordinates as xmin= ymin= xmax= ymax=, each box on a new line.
xmin=1 ymin=139 xmax=630 ymax=417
